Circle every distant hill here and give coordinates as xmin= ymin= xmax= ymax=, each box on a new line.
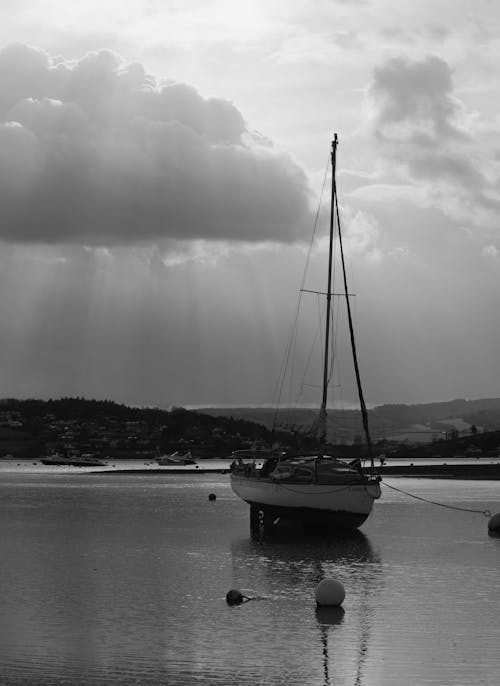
xmin=202 ymin=398 xmax=500 ymax=444
xmin=2 ymin=396 xmax=500 ymax=456
xmin=0 ymin=398 xmax=291 ymax=458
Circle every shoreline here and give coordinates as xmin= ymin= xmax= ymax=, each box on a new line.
xmin=3 ymin=457 xmax=500 ymax=479
xmin=376 ymin=463 xmax=500 ymax=479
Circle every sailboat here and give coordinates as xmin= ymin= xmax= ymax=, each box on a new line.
xmin=230 ymin=135 xmax=381 ymax=531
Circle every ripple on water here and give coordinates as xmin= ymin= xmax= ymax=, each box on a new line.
xmin=1 ymin=475 xmax=500 ymax=685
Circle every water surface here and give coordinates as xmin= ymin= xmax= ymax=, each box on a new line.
xmin=1 ymin=471 xmax=499 ymax=685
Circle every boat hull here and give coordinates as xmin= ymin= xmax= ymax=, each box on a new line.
xmin=231 ymin=474 xmax=380 ymax=531
xmin=156 ymin=458 xmax=196 ymax=465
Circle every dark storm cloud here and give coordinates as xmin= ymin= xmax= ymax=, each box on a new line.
xmin=0 ymin=43 xmax=312 ymax=245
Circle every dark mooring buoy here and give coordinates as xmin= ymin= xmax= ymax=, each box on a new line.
xmin=488 ymin=512 xmax=500 ymax=536
xmin=208 ymin=493 xmax=217 ymax=501
xmin=226 ymin=589 xmax=244 ymax=605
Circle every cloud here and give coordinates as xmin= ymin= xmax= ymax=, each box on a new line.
xmin=0 ymin=43 xmax=313 ymax=246
xmin=342 ymin=208 xmax=381 ymax=260
xmin=368 ymin=54 xmax=500 ymax=236
xmin=482 ymin=244 xmax=498 ymax=259
xmin=371 ymin=55 xmax=465 ymax=142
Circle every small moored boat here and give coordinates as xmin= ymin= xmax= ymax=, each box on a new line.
xmin=156 ymin=451 xmax=196 ymax=466
xmin=41 ymin=453 xmax=107 ymax=467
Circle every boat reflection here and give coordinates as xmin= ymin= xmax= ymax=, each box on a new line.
xmin=232 ymin=528 xmax=378 ymax=570
xmin=314 ymin=579 xmax=373 ymax=686
xmin=230 ymin=530 xmax=381 ymax=686
xmin=316 ymin=606 xmax=346 ymax=686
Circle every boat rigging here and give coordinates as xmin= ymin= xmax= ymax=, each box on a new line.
xmin=230 ymin=135 xmax=381 ymax=533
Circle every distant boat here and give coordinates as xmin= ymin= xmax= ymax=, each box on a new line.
xmin=230 ymin=447 xmax=276 ymax=461
xmin=41 ymin=453 xmax=107 ymax=467
xmin=156 ymin=451 xmax=196 ymax=466
xmin=230 ymin=135 xmax=381 ymax=532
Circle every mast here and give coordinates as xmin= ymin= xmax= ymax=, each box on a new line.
xmin=317 ymin=135 xmax=337 ymax=450
xmin=318 ymin=134 xmax=375 ymax=469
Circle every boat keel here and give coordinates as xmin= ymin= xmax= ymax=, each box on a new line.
xmin=248 ymin=502 xmax=368 ymax=535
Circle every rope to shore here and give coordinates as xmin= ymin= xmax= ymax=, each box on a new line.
xmin=381 ymin=480 xmax=491 ymax=517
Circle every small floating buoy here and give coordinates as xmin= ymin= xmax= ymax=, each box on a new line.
xmin=315 ymin=578 xmax=345 ymax=607
xmin=208 ymin=493 xmax=217 ymax=501
xmin=488 ymin=512 xmax=500 ymax=537
xmin=226 ymin=589 xmax=244 ymax=605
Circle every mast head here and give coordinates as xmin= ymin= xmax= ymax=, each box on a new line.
xmin=331 ymin=134 xmax=339 ymax=160
xmin=331 ymin=134 xmax=339 ymax=165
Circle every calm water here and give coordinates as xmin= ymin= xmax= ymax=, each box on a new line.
xmin=1 ymin=470 xmax=500 ymax=685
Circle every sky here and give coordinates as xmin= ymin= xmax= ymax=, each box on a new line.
xmin=0 ymin=0 xmax=500 ymax=409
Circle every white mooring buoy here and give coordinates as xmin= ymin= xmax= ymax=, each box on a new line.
xmin=315 ymin=578 xmax=346 ymax=607
xmin=488 ymin=512 xmax=500 ymax=537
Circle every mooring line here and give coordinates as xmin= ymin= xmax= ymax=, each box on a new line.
xmin=381 ymin=479 xmax=491 ymax=517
